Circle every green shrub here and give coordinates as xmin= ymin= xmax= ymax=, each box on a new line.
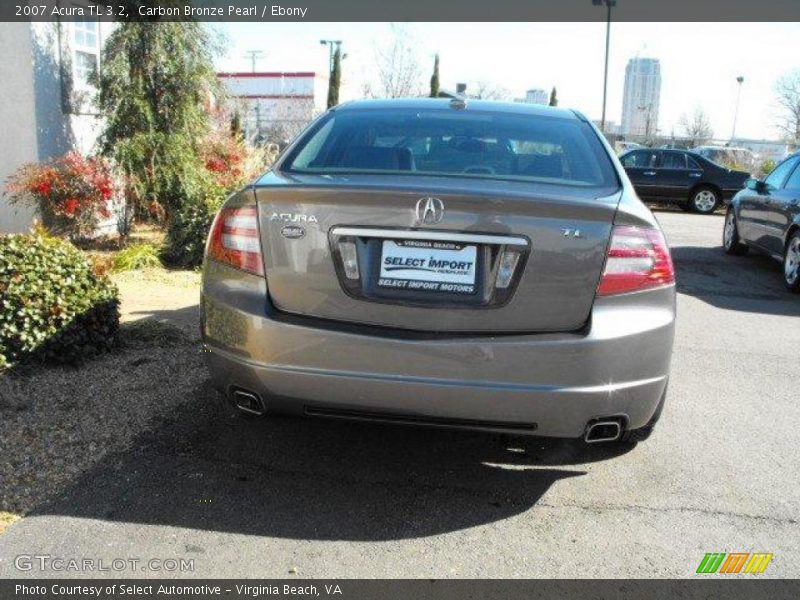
xmin=164 ymin=202 xmax=217 ymax=268
xmin=112 ymin=243 xmax=163 ymax=272
xmin=162 ymin=129 xmax=270 ymax=268
xmin=0 ymin=232 xmax=120 ymax=368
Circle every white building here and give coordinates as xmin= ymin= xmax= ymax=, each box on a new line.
xmin=1 ymin=19 xmax=115 ymax=233
xmin=217 ymin=72 xmax=327 ymax=144
xmin=515 ymin=88 xmax=549 ymax=105
xmin=621 ymin=58 xmax=661 ymax=137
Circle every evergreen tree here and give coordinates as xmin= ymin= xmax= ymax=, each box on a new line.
xmin=230 ymin=111 xmax=243 ymax=141
xmin=430 ymin=54 xmax=440 ymax=98
xmin=549 ymin=87 xmax=558 ymax=107
xmin=97 ymin=22 xmax=220 ymax=219
xmin=327 ymin=47 xmax=342 ymax=108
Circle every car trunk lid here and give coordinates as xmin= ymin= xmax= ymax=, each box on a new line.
xmin=256 ymin=175 xmax=620 ymax=333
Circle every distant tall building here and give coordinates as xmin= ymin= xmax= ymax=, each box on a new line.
xmin=593 ymin=120 xmax=621 ymax=135
xmin=621 ymin=58 xmax=661 ymax=136
xmin=521 ymin=88 xmax=549 ymax=105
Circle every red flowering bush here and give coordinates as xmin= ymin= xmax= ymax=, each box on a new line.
xmin=162 ymin=132 xmax=270 ymax=267
xmin=5 ymin=151 xmax=116 ymax=239
xmin=201 ymin=131 xmax=269 ymax=192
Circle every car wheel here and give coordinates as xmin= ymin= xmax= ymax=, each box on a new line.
xmin=722 ymin=207 xmax=748 ymax=255
xmin=690 ymin=187 xmax=720 ymax=214
xmin=784 ymin=231 xmax=800 ymax=293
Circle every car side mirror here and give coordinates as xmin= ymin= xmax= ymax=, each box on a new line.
xmin=745 ymin=178 xmax=766 ymax=193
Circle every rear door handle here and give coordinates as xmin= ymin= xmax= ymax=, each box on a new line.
xmin=643 ymin=171 xmax=656 ymax=176
xmin=689 ymin=172 xmax=702 ymax=178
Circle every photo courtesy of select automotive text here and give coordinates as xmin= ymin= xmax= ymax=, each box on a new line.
xmin=1 ymin=0 xmax=799 ymax=598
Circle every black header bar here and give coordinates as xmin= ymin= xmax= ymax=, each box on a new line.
xmin=3 ymin=0 xmax=800 ymax=22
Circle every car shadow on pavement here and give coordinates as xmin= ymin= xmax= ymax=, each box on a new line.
xmin=29 ymin=374 xmax=634 ymax=542
xmin=671 ymin=245 xmax=800 ymax=317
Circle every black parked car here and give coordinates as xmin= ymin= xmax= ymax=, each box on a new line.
xmin=619 ymin=149 xmax=750 ymax=214
xmin=723 ymin=153 xmax=800 ymax=292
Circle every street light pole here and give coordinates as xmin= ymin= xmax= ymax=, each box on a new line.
xmin=320 ymin=40 xmax=346 ymax=109
xmin=731 ymin=75 xmax=744 ymax=141
xmin=593 ymin=0 xmax=616 ymax=133
xmin=319 ymin=39 xmax=342 ymax=75
xmin=637 ymin=103 xmax=653 ymax=139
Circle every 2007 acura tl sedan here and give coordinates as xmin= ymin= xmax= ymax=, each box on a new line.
xmin=200 ymin=99 xmax=676 ymax=444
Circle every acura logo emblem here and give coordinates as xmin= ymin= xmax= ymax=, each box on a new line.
xmin=415 ymin=197 xmax=445 ymax=224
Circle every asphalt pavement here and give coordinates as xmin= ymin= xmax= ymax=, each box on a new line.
xmin=1 ymin=210 xmax=798 ymax=578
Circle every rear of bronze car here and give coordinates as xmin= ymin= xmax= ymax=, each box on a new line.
xmin=201 ymin=99 xmax=675 ymax=444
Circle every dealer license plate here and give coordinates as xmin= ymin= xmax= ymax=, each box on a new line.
xmin=377 ymin=240 xmax=477 ymax=295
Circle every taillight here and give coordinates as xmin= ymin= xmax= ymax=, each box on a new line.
xmin=206 ymin=206 xmax=264 ymax=276
xmin=597 ymin=225 xmax=674 ymax=296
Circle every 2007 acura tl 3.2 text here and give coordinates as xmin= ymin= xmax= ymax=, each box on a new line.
xmin=200 ymin=98 xmax=675 ymax=445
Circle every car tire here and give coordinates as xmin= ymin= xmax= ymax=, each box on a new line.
xmin=722 ymin=207 xmax=749 ymax=255
xmin=784 ymin=231 xmax=800 ymax=293
xmin=689 ymin=186 xmax=720 ymax=214
xmin=620 ymin=384 xmax=667 ymax=444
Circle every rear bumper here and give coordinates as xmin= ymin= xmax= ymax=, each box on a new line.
xmin=201 ymin=262 xmax=675 ymax=438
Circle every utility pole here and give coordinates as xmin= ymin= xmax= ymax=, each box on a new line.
xmin=244 ymin=51 xmax=265 ymax=139
xmin=593 ymin=0 xmax=617 ymax=133
xmin=731 ymin=75 xmax=744 ymax=140
xmin=244 ymin=50 xmax=264 ymax=73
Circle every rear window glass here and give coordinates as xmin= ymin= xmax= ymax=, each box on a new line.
xmin=661 ymin=153 xmax=687 ymax=169
xmin=283 ymin=108 xmax=619 ymax=189
xmin=687 ymin=155 xmax=703 ymax=169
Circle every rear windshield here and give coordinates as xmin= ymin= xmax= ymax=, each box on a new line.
xmin=282 ymin=108 xmax=619 ymax=189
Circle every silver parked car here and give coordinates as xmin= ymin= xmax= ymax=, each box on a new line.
xmin=201 ymin=99 xmax=676 ymax=444
xmin=723 ymin=152 xmax=800 ymax=292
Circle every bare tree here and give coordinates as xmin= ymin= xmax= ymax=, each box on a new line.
xmin=775 ymin=69 xmax=800 ymax=148
xmin=469 ymin=80 xmax=511 ymax=101
xmin=259 ymin=100 xmax=317 ymax=145
xmin=365 ymin=25 xmax=423 ymax=98
xmin=678 ymin=107 xmax=714 ymax=147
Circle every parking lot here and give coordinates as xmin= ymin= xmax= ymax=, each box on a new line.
xmin=0 ymin=209 xmax=798 ymax=578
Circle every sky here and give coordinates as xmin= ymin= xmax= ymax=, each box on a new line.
xmin=214 ymin=22 xmax=800 ymax=141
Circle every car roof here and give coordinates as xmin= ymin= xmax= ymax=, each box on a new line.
xmin=334 ymin=97 xmax=582 ymax=120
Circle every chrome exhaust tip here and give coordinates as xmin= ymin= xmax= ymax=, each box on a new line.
xmin=231 ymin=389 xmax=266 ymax=417
xmin=584 ymin=420 xmax=622 ymax=443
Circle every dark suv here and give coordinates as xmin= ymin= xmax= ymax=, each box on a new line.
xmin=620 ymin=149 xmax=750 ymax=214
